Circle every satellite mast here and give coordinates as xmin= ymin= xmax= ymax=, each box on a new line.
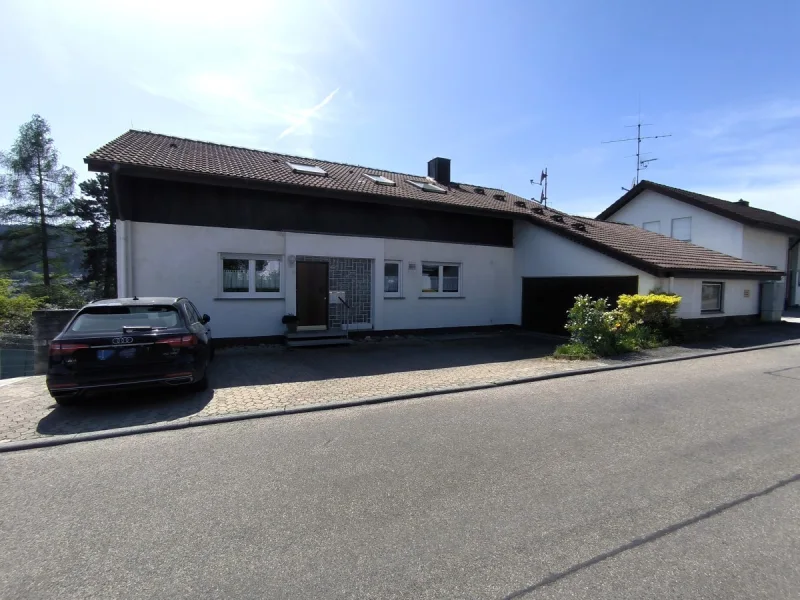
xmin=530 ymin=168 xmax=548 ymax=207
xmin=602 ymin=118 xmax=671 ymax=186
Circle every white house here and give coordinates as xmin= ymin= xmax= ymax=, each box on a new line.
xmin=597 ymin=181 xmax=800 ymax=307
xmin=85 ymin=132 xmax=782 ymax=341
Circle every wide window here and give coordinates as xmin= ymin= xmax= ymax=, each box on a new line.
xmin=643 ymin=220 xmax=660 ymax=233
xmin=384 ymin=261 xmax=402 ymax=297
xmin=421 ymin=263 xmax=461 ymax=296
xmin=701 ymin=282 xmax=723 ymax=312
xmin=671 ymin=217 xmax=692 ymax=241
xmin=220 ymin=254 xmax=282 ymax=297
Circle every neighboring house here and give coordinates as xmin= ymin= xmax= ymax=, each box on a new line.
xmin=597 ymin=181 xmax=800 ymax=307
xmin=84 ymin=132 xmax=782 ymax=340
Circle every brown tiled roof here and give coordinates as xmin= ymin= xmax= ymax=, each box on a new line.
xmin=85 ymin=131 xmax=783 ymax=279
xmin=85 ymin=130 xmax=534 ymax=218
xmin=527 ymin=205 xmax=782 ymax=278
xmin=597 ymin=180 xmax=800 ymax=235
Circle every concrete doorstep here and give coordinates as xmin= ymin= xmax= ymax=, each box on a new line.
xmin=1 ymin=338 xmax=799 ymax=454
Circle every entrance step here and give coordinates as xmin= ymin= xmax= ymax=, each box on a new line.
xmin=286 ymin=338 xmax=354 ymax=348
xmin=285 ymin=328 xmax=352 ymax=348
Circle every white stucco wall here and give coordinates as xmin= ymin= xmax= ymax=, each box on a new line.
xmin=381 ymin=238 xmax=515 ymax=330
xmin=608 ymin=190 xmax=745 ymax=258
xmin=512 ymin=222 xmax=762 ymax=320
xmin=124 ymin=221 xmax=515 ymax=338
xmin=741 ymin=226 xmax=789 ymax=272
xmin=669 ymin=278 xmax=760 ymax=318
xmin=511 ymin=222 xmax=659 ymax=320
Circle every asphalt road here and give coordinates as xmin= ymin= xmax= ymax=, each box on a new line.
xmin=2 ymin=346 xmax=799 ymax=599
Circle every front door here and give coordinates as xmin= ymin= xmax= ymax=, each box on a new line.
xmin=296 ymin=261 xmax=329 ymax=329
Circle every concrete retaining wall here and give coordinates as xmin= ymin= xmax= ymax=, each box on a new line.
xmin=32 ymin=309 xmax=78 ymax=375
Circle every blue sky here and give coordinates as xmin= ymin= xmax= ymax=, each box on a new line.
xmin=1 ymin=0 xmax=799 ymax=217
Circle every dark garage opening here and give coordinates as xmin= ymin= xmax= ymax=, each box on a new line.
xmin=522 ymin=276 xmax=639 ymax=335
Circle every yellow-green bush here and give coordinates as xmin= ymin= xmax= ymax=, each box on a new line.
xmin=0 ymin=279 xmax=43 ymax=335
xmin=617 ymin=293 xmax=681 ymax=330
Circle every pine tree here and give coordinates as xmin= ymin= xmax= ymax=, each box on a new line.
xmin=0 ymin=115 xmax=75 ymax=286
xmin=68 ymin=174 xmax=116 ymax=299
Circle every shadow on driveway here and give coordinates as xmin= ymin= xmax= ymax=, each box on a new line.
xmin=210 ymin=332 xmax=560 ymax=390
xmin=36 ymin=388 xmax=214 ymax=436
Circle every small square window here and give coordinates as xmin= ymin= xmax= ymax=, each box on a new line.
xmin=671 ymin=217 xmax=692 ymax=241
xmin=222 ymin=259 xmax=249 ymax=292
xmin=421 ymin=263 xmax=461 ymax=296
xmin=365 ymin=174 xmax=396 ymax=186
xmin=384 ymin=261 xmax=402 ymax=296
xmin=286 ymin=161 xmax=327 ymax=176
xmin=643 ymin=221 xmax=660 ymax=233
xmin=255 ymin=259 xmax=281 ymax=292
xmin=701 ymin=282 xmax=723 ymax=312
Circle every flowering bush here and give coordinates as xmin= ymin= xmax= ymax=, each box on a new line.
xmin=616 ymin=294 xmax=681 ymax=332
xmin=557 ymin=292 xmax=682 ymax=358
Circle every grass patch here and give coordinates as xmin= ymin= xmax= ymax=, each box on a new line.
xmin=553 ymin=342 xmax=597 ymax=360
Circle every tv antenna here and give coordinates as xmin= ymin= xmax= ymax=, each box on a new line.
xmin=602 ymin=120 xmax=671 ymax=186
xmin=530 ymin=168 xmax=548 ymax=207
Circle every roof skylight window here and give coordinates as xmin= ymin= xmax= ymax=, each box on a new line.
xmin=286 ymin=161 xmax=327 ymax=176
xmin=407 ymin=180 xmax=447 ymax=194
xmin=365 ymin=174 xmax=396 ymax=186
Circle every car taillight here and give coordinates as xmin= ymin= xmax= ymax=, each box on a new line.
xmin=50 ymin=342 xmax=89 ymax=358
xmin=159 ymin=335 xmax=198 ymax=348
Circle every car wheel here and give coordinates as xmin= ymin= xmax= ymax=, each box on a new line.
xmin=189 ymin=371 xmax=209 ymax=392
xmin=52 ymin=394 xmax=78 ymax=406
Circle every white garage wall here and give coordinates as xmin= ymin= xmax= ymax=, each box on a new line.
xmin=512 ymin=222 xmax=659 ymax=320
xmin=742 ymin=226 xmax=789 ymax=272
xmin=669 ymin=278 xmax=761 ymax=319
xmin=126 ymin=221 xmax=515 ymax=338
xmin=608 ymin=190 xmax=745 ymax=258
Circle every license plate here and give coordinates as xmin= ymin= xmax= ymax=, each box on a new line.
xmin=97 ymin=349 xmax=115 ymax=361
xmin=118 ymin=347 xmax=137 ymax=360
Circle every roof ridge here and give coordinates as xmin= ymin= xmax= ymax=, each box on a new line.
xmin=122 ymin=129 xmax=516 ymax=196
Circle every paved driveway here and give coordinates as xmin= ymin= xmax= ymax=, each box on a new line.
xmin=2 ymin=323 xmax=800 ymax=447
xmin=0 ymin=333 xmax=585 ymax=445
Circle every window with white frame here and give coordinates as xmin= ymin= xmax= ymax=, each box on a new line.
xmin=643 ymin=220 xmax=661 ymax=233
xmin=701 ymin=282 xmax=723 ymax=312
xmin=421 ymin=262 xmax=461 ymax=296
xmin=384 ymin=260 xmax=402 ymax=297
xmin=671 ymin=217 xmax=692 ymax=241
xmin=220 ymin=254 xmax=282 ymax=297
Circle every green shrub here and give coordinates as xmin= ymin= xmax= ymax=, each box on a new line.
xmin=553 ymin=342 xmax=597 ymax=359
xmin=0 ymin=278 xmax=43 ymax=335
xmin=617 ymin=293 xmax=681 ymax=332
xmin=564 ymin=295 xmax=620 ymax=356
xmin=559 ymin=293 xmax=677 ymax=358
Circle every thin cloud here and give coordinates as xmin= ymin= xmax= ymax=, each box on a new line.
xmin=278 ymin=87 xmax=341 ymax=140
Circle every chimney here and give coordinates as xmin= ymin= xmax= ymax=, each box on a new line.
xmin=428 ymin=157 xmax=451 ymax=186
xmin=737 ymin=199 xmax=749 ymax=206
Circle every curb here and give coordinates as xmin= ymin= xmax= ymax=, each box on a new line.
xmin=2 ymin=340 xmax=799 ymax=454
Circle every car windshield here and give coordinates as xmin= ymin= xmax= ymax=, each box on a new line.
xmin=69 ymin=306 xmax=181 ymax=333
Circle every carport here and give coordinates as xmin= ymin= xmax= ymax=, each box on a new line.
xmin=521 ymin=276 xmax=639 ymax=335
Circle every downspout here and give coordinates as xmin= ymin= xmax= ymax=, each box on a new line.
xmin=110 ymin=164 xmax=132 ymax=298
xmin=789 ymin=237 xmax=800 ymax=306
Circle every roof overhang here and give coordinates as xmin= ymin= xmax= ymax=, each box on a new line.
xmin=597 ymin=181 xmax=800 ymax=236
xmin=87 ymin=158 xmax=523 ymax=223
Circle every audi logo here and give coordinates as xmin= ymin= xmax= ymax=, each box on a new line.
xmin=112 ymin=337 xmax=134 ymax=345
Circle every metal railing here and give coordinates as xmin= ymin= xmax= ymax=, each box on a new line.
xmin=337 ymin=296 xmax=351 ymax=339
xmin=0 ymin=334 xmax=35 ymax=379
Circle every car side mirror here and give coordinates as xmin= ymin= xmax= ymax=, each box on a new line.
xmin=201 ymin=314 xmax=211 ymax=324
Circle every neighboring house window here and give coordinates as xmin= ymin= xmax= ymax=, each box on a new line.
xmin=421 ymin=263 xmax=461 ymax=296
xmin=671 ymin=217 xmax=692 ymax=241
xmin=701 ymin=282 xmax=723 ymax=312
xmin=384 ymin=261 xmax=402 ymax=297
xmin=643 ymin=220 xmax=660 ymax=233
xmin=220 ymin=254 xmax=282 ymax=297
